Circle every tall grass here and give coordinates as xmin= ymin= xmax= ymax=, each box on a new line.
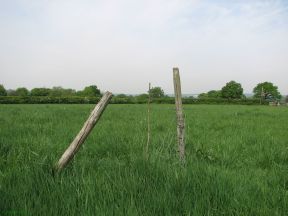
xmin=0 ymin=104 xmax=287 ymax=215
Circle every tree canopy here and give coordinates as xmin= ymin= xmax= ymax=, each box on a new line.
xmin=30 ymin=88 xmax=51 ymax=96
xmin=135 ymin=94 xmax=148 ymax=102
xmin=198 ymin=93 xmax=208 ymax=99
xmin=77 ymin=85 xmax=101 ymax=97
xmin=15 ymin=87 xmax=29 ymax=97
xmin=253 ymin=82 xmax=281 ymax=100
xmin=49 ymin=87 xmax=76 ymax=97
xmin=7 ymin=89 xmax=17 ymax=96
xmin=148 ymin=87 xmax=164 ymax=98
xmin=115 ymin=94 xmax=127 ymax=98
xmin=221 ymin=81 xmax=243 ymax=99
xmin=0 ymin=84 xmax=7 ymax=96
xmin=207 ymin=90 xmax=221 ymax=98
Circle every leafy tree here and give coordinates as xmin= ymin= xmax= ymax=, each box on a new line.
xmin=0 ymin=84 xmax=7 ymax=96
xmin=221 ymin=81 xmax=243 ymax=99
xmin=30 ymin=88 xmax=51 ymax=96
xmin=76 ymin=91 xmax=83 ymax=96
xmin=49 ymin=87 xmax=63 ymax=97
xmin=65 ymin=89 xmax=76 ymax=96
xmin=115 ymin=94 xmax=127 ymax=98
xmin=198 ymin=93 xmax=208 ymax=99
xmin=15 ymin=87 xmax=29 ymax=96
xmin=77 ymin=85 xmax=101 ymax=97
xmin=253 ymin=82 xmax=281 ymax=100
xmin=207 ymin=90 xmax=221 ymax=98
xmin=50 ymin=87 xmax=76 ymax=97
xmin=7 ymin=89 xmax=17 ymax=96
xmin=135 ymin=94 xmax=149 ymax=102
xmin=137 ymin=94 xmax=148 ymax=99
xmin=62 ymin=88 xmax=76 ymax=96
xmin=148 ymin=87 xmax=164 ymax=98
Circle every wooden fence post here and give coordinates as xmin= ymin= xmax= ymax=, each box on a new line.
xmin=145 ymin=83 xmax=151 ymax=158
xmin=260 ymin=86 xmax=265 ymax=105
xmin=55 ymin=91 xmax=113 ymax=172
xmin=173 ymin=68 xmax=185 ymax=162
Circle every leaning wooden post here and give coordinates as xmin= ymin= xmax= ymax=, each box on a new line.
xmin=55 ymin=91 xmax=113 ymax=172
xmin=173 ymin=68 xmax=185 ymax=162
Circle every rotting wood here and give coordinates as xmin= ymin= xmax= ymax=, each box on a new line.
xmin=173 ymin=68 xmax=185 ymax=162
xmin=55 ymin=91 xmax=113 ymax=172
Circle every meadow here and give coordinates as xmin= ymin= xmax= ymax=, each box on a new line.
xmin=0 ymin=104 xmax=287 ymax=215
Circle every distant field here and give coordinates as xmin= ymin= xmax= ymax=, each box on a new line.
xmin=0 ymin=104 xmax=287 ymax=215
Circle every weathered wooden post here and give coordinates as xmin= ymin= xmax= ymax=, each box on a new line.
xmin=173 ymin=68 xmax=185 ymax=162
xmin=145 ymin=83 xmax=151 ymax=158
xmin=55 ymin=91 xmax=113 ymax=172
xmin=260 ymin=86 xmax=264 ymax=105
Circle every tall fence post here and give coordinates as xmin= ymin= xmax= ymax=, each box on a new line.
xmin=260 ymin=86 xmax=264 ymax=105
xmin=55 ymin=91 xmax=113 ymax=172
xmin=173 ymin=68 xmax=185 ymax=162
xmin=145 ymin=82 xmax=151 ymax=159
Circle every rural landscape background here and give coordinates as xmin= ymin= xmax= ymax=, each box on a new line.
xmin=1 ymin=0 xmax=288 ymax=215
xmin=0 ymin=80 xmax=287 ymax=105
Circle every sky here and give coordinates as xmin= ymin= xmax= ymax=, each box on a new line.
xmin=0 ymin=0 xmax=287 ymax=95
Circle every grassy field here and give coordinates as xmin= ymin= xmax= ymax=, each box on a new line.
xmin=0 ymin=104 xmax=287 ymax=215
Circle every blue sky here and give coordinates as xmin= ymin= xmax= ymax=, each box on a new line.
xmin=0 ymin=0 xmax=287 ymax=94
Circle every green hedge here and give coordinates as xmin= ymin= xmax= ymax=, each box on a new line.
xmin=150 ymin=98 xmax=265 ymax=105
xmin=0 ymin=96 xmax=267 ymax=105
xmin=110 ymin=97 xmax=136 ymax=104
xmin=0 ymin=96 xmax=100 ymax=104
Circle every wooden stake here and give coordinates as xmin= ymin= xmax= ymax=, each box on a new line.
xmin=145 ymin=83 xmax=151 ymax=158
xmin=173 ymin=68 xmax=185 ymax=161
xmin=55 ymin=91 xmax=113 ymax=172
xmin=260 ymin=86 xmax=264 ymax=105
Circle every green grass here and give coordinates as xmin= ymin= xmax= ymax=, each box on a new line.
xmin=0 ymin=104 xmax=287 ymax=215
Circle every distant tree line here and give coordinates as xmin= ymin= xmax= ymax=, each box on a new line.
xmin=0 ymin=81 xmax=285 ymax=104
xmin=0 ymin=85 xmax=101 ymax=97
xmin=198 ymin=81 xmax=282 ymax=101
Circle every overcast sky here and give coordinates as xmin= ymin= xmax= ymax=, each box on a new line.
xmin=0 ymin=0 xmax=287 ymax=94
